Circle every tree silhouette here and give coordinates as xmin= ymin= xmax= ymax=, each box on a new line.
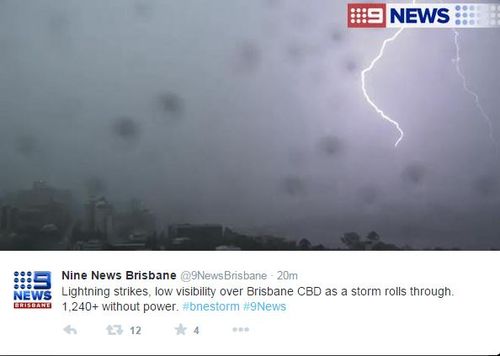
xmin=341 ymin=231 xmax=404 ymax=251
xmin=341 ymin=232 xmax=365 ymax=250
xmin=298 ymin=238 xmax=312 ymax=250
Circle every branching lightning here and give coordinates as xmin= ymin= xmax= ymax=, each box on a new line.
xmin=361 ymin=0 xmax=496 ymax=148
xmin=452 ymin=29 xmax=496 ymax=146
xmin=361 ymin=27 xmax=407 ymax=147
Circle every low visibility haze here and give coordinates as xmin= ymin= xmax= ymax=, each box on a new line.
xmin=1 ymin=0 xmax=499 ymax=249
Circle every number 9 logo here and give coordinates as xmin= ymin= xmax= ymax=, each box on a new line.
xmin=34 ymin=271 xmax=51 ymax=290
xmin=368 ymin=8 xmax=384 ymax=24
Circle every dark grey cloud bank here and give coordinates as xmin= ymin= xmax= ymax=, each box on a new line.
xmin=0 ymin=0 xmax=499 ymax=249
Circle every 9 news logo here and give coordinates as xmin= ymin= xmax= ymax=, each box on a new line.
xmin=348 ymin=3 xmax=387 ymax=28
xmin=13 ymin=271 xmax=52 ymax=309
xmin=348 ymin=2 xmax=500 ymax=28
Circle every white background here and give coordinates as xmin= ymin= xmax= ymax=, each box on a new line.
xmin=0 ymin=251 xmax=499 ymax=355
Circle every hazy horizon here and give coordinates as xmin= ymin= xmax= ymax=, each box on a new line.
xmin=1 ymin=0 xmax=499 ymax=249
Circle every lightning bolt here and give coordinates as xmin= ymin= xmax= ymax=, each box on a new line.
xmin=361 ymin=27 xmax=407 ymax=147
xmin=452 ymin=29 xmax=496 ymax=147
xmin=361 ymin=1 xmax=496 ymax=148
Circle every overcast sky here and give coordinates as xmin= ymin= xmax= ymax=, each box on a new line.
xmin=0 ymin=0 xmax=499 ymax=249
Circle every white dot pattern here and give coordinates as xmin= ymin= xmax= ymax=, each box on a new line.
xmin=454 ymin=4 xmax=500 ymax=28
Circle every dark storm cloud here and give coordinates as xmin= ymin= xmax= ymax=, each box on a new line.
xmin=344 ymin=59 xmax=359 ymax=73
xmin=330 ymin=29 xmax=344 ymax=43
xmin=318 ymin=136 xmax=344 ymax=158
xmin=157 ymin=93 xmax=185 ymax=119
xmin=1 ymin=0 xmax=500 ymax=249
xmin=14 ymin=135 xmax=39 ymax=158
xmin=286 ymin=42 xmax=307 ymax=64
xmin=263 ymin=0 xmax=281 ymax=8
xmin=133 ymin=1 xmax=153 ymax=21
xmin=112 ymin=117 xmax=141 ymax=143
xmin=281 ymin=176 xmax=306 ymax=197
xmin=233 ymin=41 xmax=262 ymax=73
xmin=401 ymin=163 xmax=427 ymax=186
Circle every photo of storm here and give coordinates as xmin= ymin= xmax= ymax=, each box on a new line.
xmin=1 ymin=0 xmax=499 ymax=250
